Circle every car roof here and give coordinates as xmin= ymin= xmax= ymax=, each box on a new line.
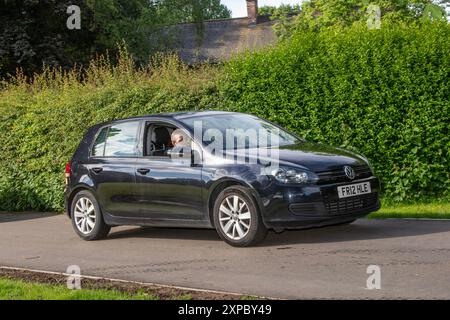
xmin=97 ymin=110 xmax=242 ymax=127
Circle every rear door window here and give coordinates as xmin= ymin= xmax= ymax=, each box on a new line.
xmin=91 ymin=122 xmax=139 ymax=157
xmin=104 ymin=121 xmax=139 ymax=157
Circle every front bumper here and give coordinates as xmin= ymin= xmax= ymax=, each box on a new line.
xmin=259 ymin=176 xmax=381 ymax=229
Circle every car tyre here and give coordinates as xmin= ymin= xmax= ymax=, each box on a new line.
xmin=71 ymin=190 xmax=110 ymax=241
xmin=213 ymin=185 xmax=267 ymax=247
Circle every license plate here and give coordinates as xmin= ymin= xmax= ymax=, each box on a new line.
xmin=337 ymin=182 xmax=371 ymax=198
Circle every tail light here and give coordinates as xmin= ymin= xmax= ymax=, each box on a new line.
xmin=65 ymin=162 xmax=71 ymax=185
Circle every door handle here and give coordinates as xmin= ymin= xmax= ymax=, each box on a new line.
xmin=92 ymin=167 xmax=103 ymax=173
xmin=137 ymin=168 xmax=150 ymax=175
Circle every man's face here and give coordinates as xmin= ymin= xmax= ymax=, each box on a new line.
xmin=171 ymin=133 xmax=183 ymax=147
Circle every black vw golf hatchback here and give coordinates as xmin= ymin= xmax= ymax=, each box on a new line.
xmin=65 ymin=111 xmax=380 ymax=247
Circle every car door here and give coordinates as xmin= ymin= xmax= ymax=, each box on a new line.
xmin=135 ymin=120 xmax=204 ymax=221
xmin=88 ymin=121 xmax=141 ymax=219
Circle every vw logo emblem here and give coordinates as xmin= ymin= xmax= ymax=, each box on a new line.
xmin=344 ymin=166 xmax=355 ymax=180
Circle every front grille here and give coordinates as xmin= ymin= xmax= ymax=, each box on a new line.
xmin=325 ymin=193 xmax=378 ymax=215
xmin=316 ymin=164 xmax=372 ymax=185
xmin=289 ymin=202 xmax=325 ymax=216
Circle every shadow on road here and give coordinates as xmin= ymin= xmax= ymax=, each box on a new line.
xmin=0 ymin=212 xmax=58 ymax=223
xmin=109 ymin=226 xmax=222 ymax=241
xmin=106 ymin=219 xmax=450 ymax=247
xmin=262 ymin=221 xmax=450 ymax=246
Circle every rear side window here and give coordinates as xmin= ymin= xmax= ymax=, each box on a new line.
xmin=92 ymin=127 xmax=108 ymax=157
xmin=91 ymin=122 xmax=139 ymax=157
xmin=104 ymin=122 xmax=139 ymax=157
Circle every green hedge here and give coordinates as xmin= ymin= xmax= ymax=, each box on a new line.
xmin=221 ymin=21 xmax=450 ymax=202
xmin=0 ymin=22 xmax=449 ymax=211
xmin=0 ymin=57 xmax=218 ymax=211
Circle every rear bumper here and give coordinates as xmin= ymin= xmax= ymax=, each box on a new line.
xmin=63 ymin=188 xmax=70 ymax=217
xmin=258 ymin=176 xmax=381 ymax=229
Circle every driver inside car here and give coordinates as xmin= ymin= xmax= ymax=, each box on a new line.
xmin=168 ymin=129 xmax=191 ymax=160
xmin=170 ymin=129 xmax=189 ymax=148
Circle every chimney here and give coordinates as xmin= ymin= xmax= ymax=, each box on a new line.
xmin=246 ymin=0 xmax=258 ymax=26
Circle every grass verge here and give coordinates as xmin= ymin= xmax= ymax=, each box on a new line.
xmin=0 ymin=268 xmax=256 ymax=300
xmin=0 ymin=278 xmax=161 ymax=300
xmin=369 ymin=201 xmax=450 ymax=219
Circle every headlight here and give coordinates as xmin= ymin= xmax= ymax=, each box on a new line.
xmin=270 ymin=167 xmax=318 ymax=184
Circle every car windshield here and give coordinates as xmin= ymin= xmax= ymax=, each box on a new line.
xmin=181 ymin=114 xmax=301 ymax=150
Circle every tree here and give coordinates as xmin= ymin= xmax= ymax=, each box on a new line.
xmin=422 ymin=0 xmax=448 ymax=21
xmin=0 ymin=0 xmax=95 ymax=77
xmin=271 ymin=0 xmax=447 ymax=39
xmin=0 ymin=0 xmax=232 ymax=77
xmin=162 ymin=0 xmax=231 ymax=23
xmin=258 ymin=4 xmax=301 ymax=16
xmin=300 ymin=0 xmax=434 ymax=29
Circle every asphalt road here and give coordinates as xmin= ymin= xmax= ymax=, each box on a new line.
xmin=1 ymin=213 xmax=449 ymax=299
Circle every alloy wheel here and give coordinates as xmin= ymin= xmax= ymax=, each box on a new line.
xmin=218 ymin=195 xmax=251 ymax=240
xmin=74 ymin=197 xmax=96 ymax=234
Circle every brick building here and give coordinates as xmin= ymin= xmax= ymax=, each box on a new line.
xmin=172 ymin=0 xmax=277 ymax=64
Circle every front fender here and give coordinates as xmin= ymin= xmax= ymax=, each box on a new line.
xmin=203 ymin=165 xmax=270 ymax=224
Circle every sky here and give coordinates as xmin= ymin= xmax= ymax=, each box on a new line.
xmin=222 ymin=0 xmax=304 ymax=18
